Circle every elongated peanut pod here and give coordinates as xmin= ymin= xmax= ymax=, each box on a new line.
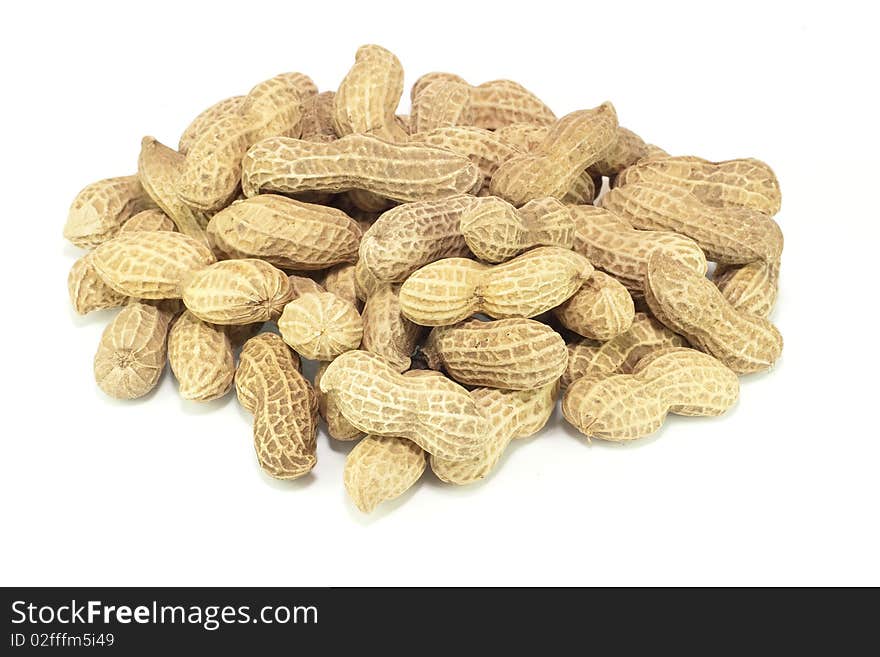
xmin=644 ymin=253 xmax=783 ymax=374
xmin=562 ymin=347 xmax=739 ymax=441
xmin=410 ymin=80 xmax=473 ymax=133
xmin=90 ymin=231 xmax=216 ymax=299
xmin=318 ymin=351 xmax=489 ymax=461
xmin=241 ymin=134 xmax=480 ymax=203
xmin=422 ymin=318 xmax=567 ymax=390
xmin=235 ymin=334 xmax=318 ymax=480
xmin=490 ymin=103 xmax=618 ymax=206
xmin=601 ymin=182 xmax=783 ymax=265
xmin=616 ymin=155 xmax=781 ymax=215
xmin=714 ymin=261 xmax=780 ymax=318
xmin=207 ymin=195 xmax=361 ymax=270
xmin=399 ymin=247 xmax=593 ymax=326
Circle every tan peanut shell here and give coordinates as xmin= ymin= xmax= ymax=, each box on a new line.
xmin=616 ymin=156 xmax=781 ymax=215
xmin=408 ymin=126 xmax=521 ymax=188
xmin=167 ymin=311 xmax=235 ymax=401
xmin=241 ymin=134 xmax=480 ymax=203
xmin=410 ymin=80 xmax=473 ymax=133
xmin=178 ymin=95 xmax=244 ymax=154
xmin=235 ymin=334 xmax=318 ymax=480
xmin=68 ymin=254 xmax=128 ymax=315
xmin=570 ymin=204 xmax=707 ymax=292
xmin=314 ymin=362 xmax=363 ymax=441
xmin=644 ymin=253 xmax=783 ymax=374
xmin=470 ymin=79 xmax=556 ymax=129
xmin=399 ymin=247 xmax=593 ymax=326
xmin=90 ymin=230 xmax=216 ymax=299
xmin=333 ymin=44 xmax=407 ymax=143
xmin=181 ymin=259 xmax=293 ymax=325
xmin=321 ymin=264 xmax=361 ymax=310
xmin=410 ymin=72 xmax=468 ymax=102
xmin=178 ymin=75 xmax=305 ymax=213
xmin=460 ymin=196 xmax=575 ymax=263
xmin=64 ymin=175 xmax=157 ymax=248
xmin=422 ymin=318 xmax=567 ymax=390
xmin=358 ymin=195 xmax=477 ymax=283
xmin=561 ymin=312 xmax=688 ymax=388
xmin=120 ymin=209 xmax=176 ymax=233
xmin=562 ymin=347 xmax=739 ymax=441
xmin=714 ymin=261 xmax=779 ymax=318
xmin=318 ymin=351 xmax=490 ymax=461
xmin=601 ymin=182 xmax=783 ymax=265
xmin=301 ymin=91 xmax=338 ymax=143
xmin=552 ymin=271 xmax=635 ymax=341
xmin=354 ymin=258 xmax=383 ymax=301
xmin=361 ymin=285 xmax=424 ymax=372
xmin=137 ymin=137 xmax=211 ymax=245
xmin=94 ymin=302 xmax=173 ymax=399
xmin=287 ymin=274 xmax=325 ymax=299
xmin=278 ymin=292 xmax=363 ymax=360
xmin=344 ymin=435 xmax=426 ymax=513
xmin=588 ymin=127 xmax=649 ymax=177
xmin=207 ymin=195 xmax=361 ymax=270
xmin=431 ymin=382 xmax=558 ymax=485
xmin=489 ymin=103 xmax=618 ymax=206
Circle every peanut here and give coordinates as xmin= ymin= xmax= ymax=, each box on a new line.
xmin=410 ymin=80 xmax=473 ymax=133
xmin=278 ymin=291 xmax=363 ymax=360
xmin=94 ymin=302 xmax=174 ymax=399
xmin=570 ymin=204 xmax=707 ymax=292
xmin=287 ymin=274 xmax=326 ymax=299
xmin=64 ymin=175 xmax=156 ymax=248
xmin=90 ymin=230 xmax=216 ymax=299
xmin=399 ymin=246 xmax=593 ymax=326
xmin=561 ymin=312 xmax=687 ymax=388
xmin=206 ymin=194 xmax=361 ymax=270
xmin=552 ymin=271 xmax=635 ymax=341
xmin=333 ymin=45 xmax=407 ymax=143
xmin=167 ymin=310 xmax=235 ymax=401
xmin=616 ymin=155 xmax=781 ymax=215
xmin=410 ymin=72 xmax=468 ymax=102
xmin=644 ymin=253 xmax=783 ymax=374
xmin=422 ymin=318 xmax=567 ymax=390
xmin=137 ymin=137 xmax=211 ymax=245
xmin=235 ymin=333 xmax=318 ymax=480
xmin=314 ymin=362 xmax=363 ymax=441
xmin=68 ymin=254 xmax=127 ymax=315
xmin=492 ymin=123 xmax=598 ymax=204
xmin=344 ymin=435 xmax=426 ymax=513
xmin=241 ymin=134 xmax=480 ymax=202
xmin=431 ymin=382 xmax=558 ymax=485
xmin=601 ymin=182 xmax=783 ymax=265
xmin=489 ymin=103 xmax=618 ymax=206
xmin=181 ymin=259 xmax=293 ymax=325
xmin=318 ymin=350 xmax=489 ymax=461
xmin=713 ymin=261 xmax=779 ymax=318
xmin=120 ymin=209 xmax=176 ymax=233
xmin=361 ymin=284 xmax=424 ymax=372
xmin=178 ymin=75 xmax=305 ymax=212
xmin=562 ymin=347 xmax=739 ymax=441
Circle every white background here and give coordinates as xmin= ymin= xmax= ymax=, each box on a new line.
xmin=0 ymin=0 xmax=877 ymax=586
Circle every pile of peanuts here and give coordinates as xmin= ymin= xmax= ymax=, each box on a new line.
xmin=64 ymin=45 xmax=783 ymax=513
